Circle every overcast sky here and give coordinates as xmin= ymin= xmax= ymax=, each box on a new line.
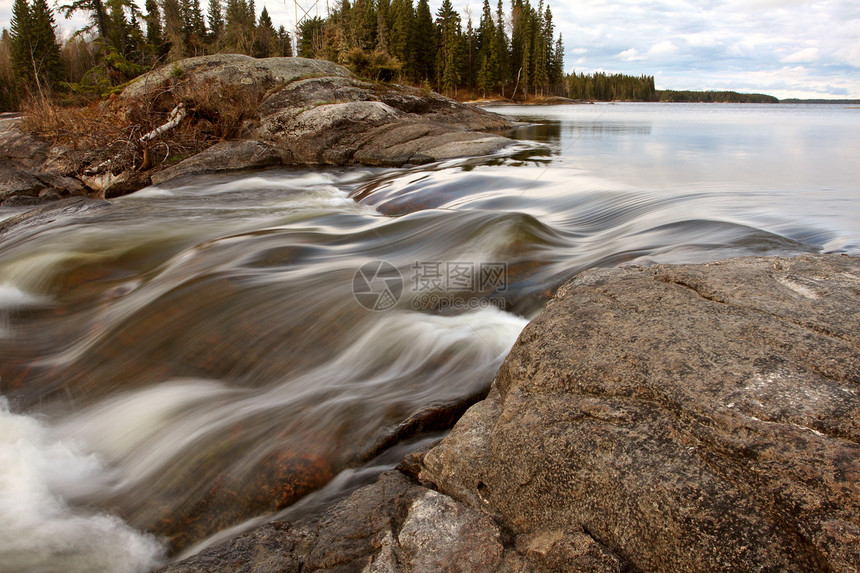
xmin=2 ymin=0 xmax=858 ymax=98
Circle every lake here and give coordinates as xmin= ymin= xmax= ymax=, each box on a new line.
xmin=1 ymin=102 xmax=858 ymax=572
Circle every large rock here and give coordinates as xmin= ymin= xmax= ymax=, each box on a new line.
xmin=120 ymin=55 xmax=516 ymax=186
xmin=120 ymin=54 xmax=351 ymax=101
xmin=422 ymin=254 xmax=860 ymax=572
xmin=157 ymin=471 xmax=524 ymax=573
xmin=0 ymin=117 xmax=85 ymax=205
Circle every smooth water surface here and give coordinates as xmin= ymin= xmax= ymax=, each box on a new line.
xmin=0 ymin=103 xmax=857 ymax=572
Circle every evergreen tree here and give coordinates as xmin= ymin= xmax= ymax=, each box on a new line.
xmin=142 ymin=0 xmax=166 ymax=63
xmin=11 ymin=0 xmax=63 ymax=92
xmin=61 ymin=0 xmax=110 ymax=43
xmin=247 ymin=0 xmax=256 ymax=26
xmin=276 ymin=25 xmax=292 ymax=56
xmin=476 ymin=0 xmax=494 ymax=94
xmin=492 ymin=0 xmax=509 ymax=94
xmin=297 ymin=16 xmax=324 ymax=58
xmin=207 ymin=0 xmax=223 ymax=43
xmin=387 ymin=0 xmax=413 ymax=75
xmin=162 ymin=0 xmax=186 ymax=59
xmin=224 ymin=0 xmax=252 ymax=52
xmin=435 ymin=0 xmax=460 ymax=94
xmin=413 ymin=0 xmax=434 ymax=81
xmin=106 ymin=0 xmax=130 ymax=53
xmin=184 ymin=0 xmax=207 ymax=40
xmin=10 ymin=0 xmax=35 ymax=79
xmin=254 ymin=5 xmax=276 ymax=57
xmin=550 ymin=33 xmax=563 ymax=93
xmin=375 ymin=0 xmax=389 ymax=52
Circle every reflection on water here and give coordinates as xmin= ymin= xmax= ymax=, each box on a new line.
xmin=0 ymin=103 xmax=858 ymax=571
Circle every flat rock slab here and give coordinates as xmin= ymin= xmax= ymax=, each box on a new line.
xmin=422 ymin=254 xmax=860 ymax=572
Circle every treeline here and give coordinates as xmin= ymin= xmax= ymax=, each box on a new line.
xmin=1 ymin=0 xmax=294 ymax=110
xmin=566 ymin=71 xmax=655 ymax=101
xmin=296 ymin=0 xmax=565 ymax=98
xmin=563 ymin=72 xmax=778 ymax=103
xmin=656 ymin=90 xmax=778 ymax=103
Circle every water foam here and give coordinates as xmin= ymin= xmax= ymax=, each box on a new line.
xmin=0 ymin=397 xmax=165 ymax=573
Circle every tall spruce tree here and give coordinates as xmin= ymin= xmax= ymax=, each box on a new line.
xmin=144 ymin=0 xmax=164 ymax=55
xmin=207 ymin=0 xmax=223 ymax=44
xmin=476 ymin=0 xmax=495 ymax=95
xmin=413 ymin=0 xmax=434 ymax=82
xmin=11 ymin=0 xmax=63 ymax=93
xmin=254 ymin=5 xmax=276 ymax=57
xmin=435 ymin=0 xmax=460 ymax=94
xmin=276 ymin=25 xmax=292 ymax=56
xmin=162 ymin=0 xmax=186 ymax=59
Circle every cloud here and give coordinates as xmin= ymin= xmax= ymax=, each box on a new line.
xmin=649 ymin=40 xmax=677 ymax=56
xmin=782 ymin=47 xmax=820 ymax=63
xmin=618 ymin=48 xmax=646 ymax=62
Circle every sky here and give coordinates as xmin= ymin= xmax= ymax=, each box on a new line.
xmin=1 ymin=0 xmax=858 ymax=99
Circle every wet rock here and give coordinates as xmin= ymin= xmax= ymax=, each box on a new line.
xmin=150 ymin=140 xmax=284 ymax=186
xmin=159 ymin=471 xmax=520 ymax=573
xmin=421 ymin=253 xmax=860 ymax=572
xmin=156 ymin=521 xmax=314 ymax=573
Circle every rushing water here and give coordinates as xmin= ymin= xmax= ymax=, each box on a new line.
xmin=1 ymin=103 xmax=858 ymax=572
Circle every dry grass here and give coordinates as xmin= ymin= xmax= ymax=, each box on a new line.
xmin=21 ymin=76 xmax=268 ymax=176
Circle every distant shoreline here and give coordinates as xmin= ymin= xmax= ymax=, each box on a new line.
xmin=470 ymin=98 xmax=860 ymax=106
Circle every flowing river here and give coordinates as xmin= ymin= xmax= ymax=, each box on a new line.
xmin=1 ymin=103 xmax=858 ymax=572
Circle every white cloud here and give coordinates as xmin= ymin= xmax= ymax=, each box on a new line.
xmin=649 ymin=40 xmax=677 ymax=56
xmin=782 ymin=47 xmax=820 ymax=63
xmin=618 ymin=48 xmax=646 ymax=62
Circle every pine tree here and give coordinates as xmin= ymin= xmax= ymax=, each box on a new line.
xmin=413 ymin=0 xmax=434 ymax=82
xmin=106 ymin=0 xmax=130 ymax=53
xmin=297 ymin=16 xmax=324 ymax=58
xmin=10 ymin=0 xmax=34 ymax=80
xmin=435 ymin=0 xmax=461 ymax=94
xmin=388 ymin=0 xmax=413 ymax=75
xmin=276 ymin=25 xmax=292 ymax=56
xmin=162 ymin=0 xmax=186 ymax=59
xmin=254 ymin=5 xmax=276 ymax=57
xmin=11 ymin=0 xmax=63 ymax=93
xmin=224 ymin=0 xmax=252 ymax=53
xmin=492 ymin=0 xmax=509 ymax=95
xmin=143 ymin=0 xmax=164 ymax=61
xmin=186 ymin=0 xmax=206 ymax=39
xmin=207 ymin=0 xmax=223 ymax=44
xmin=476 ymin=0 xmax=494 ymax=95
xmin=61 ymin=0 xmax=110 ymax=43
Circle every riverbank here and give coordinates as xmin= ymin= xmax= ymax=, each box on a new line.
xmin=157 ymin=252 xmax=860 ymax=572
xmin=1 ymin=55 xmax=522 ymax=206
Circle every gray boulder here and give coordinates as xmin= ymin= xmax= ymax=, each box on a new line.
xmin=0 ymin=126 xmax=86 ymax=205
xmin=120 ymin=55 xmax=351 ymax=101
xmin=422 ymin=253 xmax=860 ymax=572
xmin=120 ymin=55 xmax=516 ymax=186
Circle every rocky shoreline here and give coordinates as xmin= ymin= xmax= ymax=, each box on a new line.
xmin=1 ymin=55 xmax=521 ymax=206
xmin=156 ymin=253 xmax=860 ymax=573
